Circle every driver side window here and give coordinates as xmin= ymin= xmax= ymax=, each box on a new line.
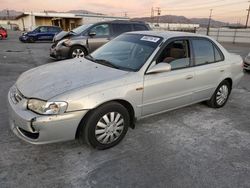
xmin=89 ymin=24 xmax=110 ymax=36
xmin=39 ymin=26 xmax=48 ymax=33
xmin=157 ymin=40 xmax=190 ymax=70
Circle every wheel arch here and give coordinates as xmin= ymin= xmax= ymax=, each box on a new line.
xmin=224 ymin=77 xmax=233 ymax=89
xmin=75 ymin=99 xmax=136 ymax=139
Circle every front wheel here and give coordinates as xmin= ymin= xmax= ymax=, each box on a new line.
xmin=27 ymin=37 xmax=35 ymax=43
xmin=78 ymin=102 xmax=130 ymax=150
xmin=207 ymin=80 xmax=231 ymax=108
xmin=0 ymin=35 xmax=2 ymax=40
xmin=69 ymin=46 xmax=86 ymax=58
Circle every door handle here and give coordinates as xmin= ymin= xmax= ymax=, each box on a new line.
xmin=186 ymin=75 xmax=193 ymax=80
xmin=220 ymin=69 xmax=225 ymax=72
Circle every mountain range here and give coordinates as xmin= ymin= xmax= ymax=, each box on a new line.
xmin=0 ymin=9 xmax=235 ymax=27
xmin=131 ymin=15 xmax=231 ymax=27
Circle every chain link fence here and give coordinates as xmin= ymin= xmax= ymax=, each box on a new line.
xmin=196 ymin=28 xmax=250 ymax=43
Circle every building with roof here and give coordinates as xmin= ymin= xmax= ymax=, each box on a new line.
xmin=14 ymin=11 xmax=129 ymax=31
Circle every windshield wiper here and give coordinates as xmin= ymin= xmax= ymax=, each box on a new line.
xmin=94 ymin=59 xmax=120 ymax=69
xmin=85 ymin=54 xmax=95 ymax=61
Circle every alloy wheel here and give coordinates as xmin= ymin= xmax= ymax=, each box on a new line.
xmin=72 ymin=49 xmax=85 ymax=58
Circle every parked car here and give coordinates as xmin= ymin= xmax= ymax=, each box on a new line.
xmin=0 ymin=26 xmax=7 ymax=40
xmin=243 ymin=52 xmax=250 ymax=71
xmin=8 ymin=31 xmax=243 ymax=149
xmin=19 ymin=26 xmax=62 ymax=42
xmin=50 ymin=20 xmax=151 ymax=60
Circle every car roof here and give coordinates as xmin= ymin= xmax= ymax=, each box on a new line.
xmin=95 ymin=20 xmax=147 ymax=25
xmin=38 ymin=26 xmax=61 ymax=28
xmin=128 ymin=30 xmax=208 ymax=40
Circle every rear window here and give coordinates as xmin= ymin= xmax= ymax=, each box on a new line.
xmin=133 ymin=24 xmax=148 ymax=31
xmin=112 ymin=24 xmax=132 ymax=36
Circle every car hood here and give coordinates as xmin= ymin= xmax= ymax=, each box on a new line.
xmin=53 ymin=31 xmax=73 ymax=42
xmin=16 ymin=59 xmax=128 ymax=100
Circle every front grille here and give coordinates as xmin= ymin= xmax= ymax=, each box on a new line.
xmin=18 ymin=127 xmax=39 ymax=139
xmin=10 ymin=87 xmax=24 ymax=104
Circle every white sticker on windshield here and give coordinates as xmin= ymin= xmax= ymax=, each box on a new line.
xmin=140 ymin=36 xmax=160 ymax=43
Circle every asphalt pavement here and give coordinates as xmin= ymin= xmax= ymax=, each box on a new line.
xmin=0 ymin=31 xmax=250 ymax=188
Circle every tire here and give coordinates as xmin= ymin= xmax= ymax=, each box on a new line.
xmin=27 ymin=37 xmax=35 ymax=43
xmin=78 ymin=102 xmax=130 ymax=150
xmin=69 ymin=46 xmax=87 ymax=59
xmin=207 ymin=80 xmax=231 ymax=108
xmin=244 ymin=69 xmax=250 ymax=73
xmin=0 ymin=34 xmax=2 ymax=40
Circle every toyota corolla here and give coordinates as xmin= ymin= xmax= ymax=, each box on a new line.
xmin=8 ymin=31 xmax=243 ymax=149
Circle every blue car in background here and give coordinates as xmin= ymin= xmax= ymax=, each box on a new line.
xmin=19 ymin=26 xmax=62 ymax=42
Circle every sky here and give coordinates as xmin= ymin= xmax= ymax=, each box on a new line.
xmin=0 ymin=0 xmax=249 ymax=24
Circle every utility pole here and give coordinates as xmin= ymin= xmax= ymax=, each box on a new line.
xmin=245 ymin=1 xmax=250 ymax=28
xmin=124 ymin=12 xmax=128 ymax=17
xmin=155 ymin=7 xmax=161 ymax=26
xmin=6 ymin=9 xmax=12 ymax=30
xmin=151 ymin=7 xmax=154 ymax=23
xmin=207 ymin=9 xmax=213 ymax=36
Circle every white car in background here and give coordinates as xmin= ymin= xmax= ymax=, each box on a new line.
xmin=8 ymin=31 xmax=244 ymax=149
xmin=243 ymin=52 xmax=250 ymax=71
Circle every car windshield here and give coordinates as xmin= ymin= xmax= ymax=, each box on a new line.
xmin=88 ymin=34 xmax=163 ymax=71
xmin=71 ymin=24 xmax=93 ymax=34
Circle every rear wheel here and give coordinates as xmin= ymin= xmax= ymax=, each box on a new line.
xmin=69 ymin=46 xmax=87 ymax=58
xmin=78 ymin=102 xmax=130 ymax=150
xmin=0 ymin=34 xmax=2 ymax=40
xmin=207 ymin=80 xmax=231 ymax=108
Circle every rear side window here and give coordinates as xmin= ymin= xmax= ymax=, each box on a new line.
xmin=49 ymin=27 xmax=60 ymax=32
xmin=192 ymin=39 xmax=223 ymax=65
xmin=214 ymin=46 xmax=223 ymax=61
xmin=133 ymin=24 xmax=148 ymax=31
xmin=112 ymin=24 xmax=132 ymax=36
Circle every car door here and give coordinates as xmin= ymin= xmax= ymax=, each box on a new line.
xmin=87 ymin=23 xmax=111 ymax=52
xmin=142 ymin=39 xmax=196 ymax=116
xmin=36 ymin=26 xmax=49 ymax=41
xmin=190 ymin=38 xmax=228 ymax=102
xmin=48 ymin=27 xmax=57 ymax=40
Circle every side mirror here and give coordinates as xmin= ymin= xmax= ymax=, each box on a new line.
xmin=88 ymin=31 xmax=96 ymax=37
xmin=147 ymin=63 xmax=171 ymax=74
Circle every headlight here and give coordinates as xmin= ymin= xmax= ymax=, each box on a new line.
xmin=58 ymin=39 xmax=71 ymax=46
xmin=27 ymin=99 xmax=68 ymax=115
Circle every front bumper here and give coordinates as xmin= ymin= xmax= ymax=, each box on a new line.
xmin=243 ymin=60 xmax=250 ymax=70
xmin=8 ymin=88 xmax=88 ymax=144
xmin=50 ymin=44 xmax=70 ymax=60
xmin=19 ymin=35 xmax=28 ymax=42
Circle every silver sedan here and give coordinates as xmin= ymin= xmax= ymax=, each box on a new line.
xmin=8 ymin=31 xmax=244 ymax=149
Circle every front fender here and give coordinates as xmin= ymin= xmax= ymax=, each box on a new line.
xmin=52 ymin=78 xmax=143 ymax=118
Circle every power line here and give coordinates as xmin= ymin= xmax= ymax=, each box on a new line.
xmin=161 ymin=0 xmax=248 ymax=11
xmin=165 ymin=0 xmax=228 ymax=9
